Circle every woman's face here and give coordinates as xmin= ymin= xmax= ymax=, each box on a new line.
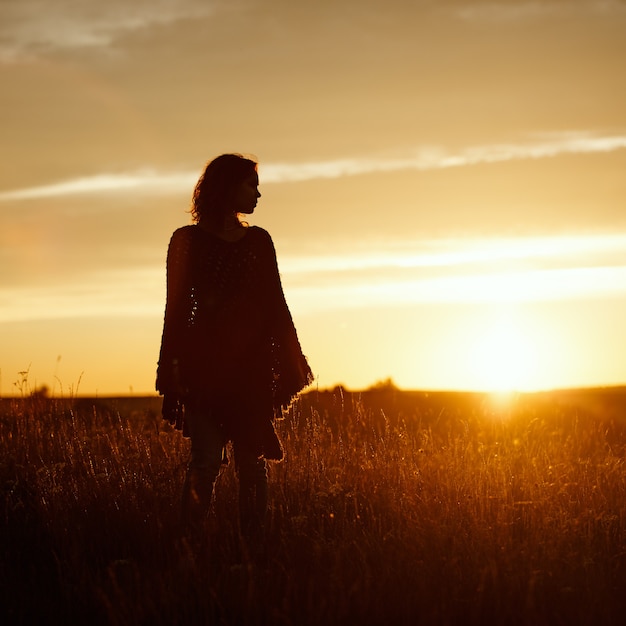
xmin=233 ymin=172 xmax=261 ymax=215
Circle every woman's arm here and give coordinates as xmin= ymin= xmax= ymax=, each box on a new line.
xmin=262 ymin=231 xmax=313 ymax=407
xmin=156 ymin=227 xmax=195 ymax=394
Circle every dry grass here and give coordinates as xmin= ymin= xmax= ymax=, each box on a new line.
xmin=1 ymin=386 xmax=626 ymax=625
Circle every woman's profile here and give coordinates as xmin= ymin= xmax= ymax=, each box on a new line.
xmin=156 ymin=153 xmax=313 ymax=547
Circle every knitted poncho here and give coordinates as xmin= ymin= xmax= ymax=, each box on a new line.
xmin=156 ymin=225 xmax=312 ymax=415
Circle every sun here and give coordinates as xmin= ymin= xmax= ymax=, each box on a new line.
xmin=468 ymin=312 xmax=542 ymax=393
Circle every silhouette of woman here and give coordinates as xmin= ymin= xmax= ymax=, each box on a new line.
xmin=156 ymin=153 xmax=312 ymax=543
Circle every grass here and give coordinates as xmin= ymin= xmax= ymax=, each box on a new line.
xmin=1 ymin=385 xmax=626 ymax=625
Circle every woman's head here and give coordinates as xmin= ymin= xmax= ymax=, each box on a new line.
xmin=191 ymin=153 xmax=259 ymax=228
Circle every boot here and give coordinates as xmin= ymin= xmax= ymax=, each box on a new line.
xmin=181 ymin=467 xmax=217 ymax=535
xmin=238 ymin=457 xmax=268 ymax=562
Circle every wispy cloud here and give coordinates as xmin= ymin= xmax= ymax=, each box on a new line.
xmin=287 ymin=265 xmax=626 ymax=315
xmin=280 ymin=233 xmax=626 ymax=275
xmin=454 ymin=0 xmax=626 ymax=22
xmin=5 ymin=257 xmax=624 ymax=324
xmin=2 ymin=233 xmax=625 ymax=323
xmin=0 ymin=0 xmax=217 ymax=61
xmin=282 ymin=232 xmax=626 ymax=313
xmin=1 ymin=131 xmax=625 ymax=202
xmin=262 ymin=132 xmax=626 ymax=182
xmin=0 ymin=170 xmax=195 ymax=201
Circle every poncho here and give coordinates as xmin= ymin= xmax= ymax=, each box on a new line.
xmin=156 ymin=224 xmax=312 ymax=424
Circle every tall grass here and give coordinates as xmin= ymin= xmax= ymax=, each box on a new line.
xmin=1 ymin=387 xmax=625 ymax=625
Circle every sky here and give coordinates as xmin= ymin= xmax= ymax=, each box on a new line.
xmin=1 ymin=0 xmax=626 ymax=396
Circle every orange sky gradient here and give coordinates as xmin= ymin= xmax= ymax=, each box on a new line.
xmin=1 ymin=0 xmax=626 ymax=395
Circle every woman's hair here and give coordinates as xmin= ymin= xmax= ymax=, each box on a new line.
xmin=190 ymin=153 xmax=258 ymax=227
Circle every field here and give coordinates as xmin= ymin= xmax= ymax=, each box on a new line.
xmin=1 ymin=384 xmax=626 ymax=625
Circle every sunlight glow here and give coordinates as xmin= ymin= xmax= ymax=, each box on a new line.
xmin=445 ymin=306 xmax=564 ymax=394
xmin=469 ymin=317 xmax=537 ymax=392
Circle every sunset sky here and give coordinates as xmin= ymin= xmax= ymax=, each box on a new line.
xmin=1 ymin=0 xmax=626 ymax=396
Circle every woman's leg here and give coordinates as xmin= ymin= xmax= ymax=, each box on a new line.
xmin=181 ymin=398 xmax=224 ymax=530
xmin=234 ymin=443 xmax=268 ymax=540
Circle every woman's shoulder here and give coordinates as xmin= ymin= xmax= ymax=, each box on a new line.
xmin=248 ymin=225 xmax=272 ymax=241
xmin=169 ymin=224 xmax=272 ymax=250
xmin=166 ymin=225 xmax=200 ymax=258
xmin=247 ymin=226 xmax=276 ymax=255
xmin=170 ymin=224 xmax=196 ymax=240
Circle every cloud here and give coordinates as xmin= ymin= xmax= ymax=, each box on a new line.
xmin=0 ymin=170 xmax=195 ymax=201
xmin=287 ymin=265 xmax=626 ymax=315
xmin=262 ymin=132 xmax=626 ymax=183
xmin=278 ymin=231 xmax=626 ymax=313
xmin=1 ymin=231 xmax=625 ymax=323
xmin=279 ymin=233 xmax=626 ymax=275
xmin=1 ymin=131 xmax=625 ymax=202
xmin=3 ymin=1 xmax=624 ymax=62
xmin=281 ymin=232 xmax=626 ymax=312
xmin=454 ymin=0 xmax=626 ymax=22
xmin=0 ymin=0 xmax=217 ymax=61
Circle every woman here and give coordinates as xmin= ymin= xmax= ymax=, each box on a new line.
xmin=156 ymin=153 xmax=312 ymax=541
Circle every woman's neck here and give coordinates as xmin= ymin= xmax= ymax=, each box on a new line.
xmin=222 ymin=214 xmax=242 ymax=231
xmin=198 ymin=216 xmax=248 ymax=241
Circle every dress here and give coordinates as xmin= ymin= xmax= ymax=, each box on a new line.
xmin=156 ymin=224 xmax=312 ymax=458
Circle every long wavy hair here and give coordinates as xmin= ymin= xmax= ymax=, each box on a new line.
xmin=190 ymin=153 xmax=258 ymax=229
